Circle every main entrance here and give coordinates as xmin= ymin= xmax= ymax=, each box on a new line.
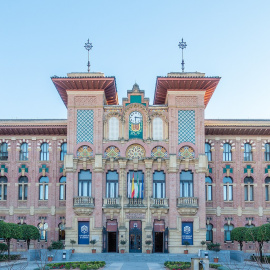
xmin=129 ymin=220 xmax=142 ymax=253
xmin=153 ymin=220 xmax=168 ymax=253
xmin=102 ymin=219 xmax=118 ymax=252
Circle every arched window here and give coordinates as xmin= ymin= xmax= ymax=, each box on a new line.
xmin=78 ymin=170 xmax=92 ymax=197
xmin=265 ymin=143 xmax=270 ymax=161
xmin=58 ymin=223 xmax=65 ymax=241
xmin=106 ymin=171 xmax=119 ymax=198
xmin=265 ymin=177 xmax=270 ymax=201
xmin=39 ymin=177 xmax=49 ymax=200
xmin=224 ymin=224 xmax=234 ymax=241
xmin=223 ymin=143 xmax=232 ymax=161
xmin=205 ymin=177 xmax=213 ymax=201
xmin=60 ymin=143 xmax=67 ymax=161
xmin=0 ymin=176 xmax=7 ymax=201
xmin=59 ymin=177 xmax=66 ymax=200
xmin=205 ymin=143 xmax=211 ymax=162
xmin=0 ymin=143 xmax=8 ymax=161
xmin=180 ymin=171 xmax=193 ymax=197
xmin=38 ymin=223 xmax=48 ymax=241
xmin=40 ymin=143 xmax=49 ymax=161
xmin=244 ymin=177 xmax=254 ymax=201
xmin=244 ymin=143 xmax=252 ymax=161
xmin=206 ymin=224 xmax=213 ymax=242
xmin=20 ymin=143 xmax=28 ymax=161
xmin=223 ymin=177 xmax=233 ymax=201
xmin=153 ymin=171 xmax=165 ymax=199
xmin=109 ymin=117 xmax=119 ymax=140
xmin=153 ymin=117 xmax=163 ymax=140
xmin=18 ymin=176 xmax=28 ymax=200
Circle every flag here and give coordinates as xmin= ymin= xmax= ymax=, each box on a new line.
xmin=141 ymin=174 xmax=144 ymax=199
xmin=137 ymin=172 xmax=140 ymax=198
xmin=131 ymin=173 xmax=135 ymax=198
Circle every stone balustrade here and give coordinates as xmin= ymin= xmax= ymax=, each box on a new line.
xmin=177 ymin=197 xmax=198 ymax=208
xmin=73 ymin=196 xmax=95 ymax=207
xmin=127 ymin=198 xmax=145 ymax=207
xmin=150 ymin=197 xmax=169 ymax=208
xmin=103 ymin=197 xmax=121 ymax=208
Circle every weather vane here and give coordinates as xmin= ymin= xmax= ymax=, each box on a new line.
xmin=84 ymin=39 xmax=93 ymax=72
xmin=178 ymin=38 xmax=187 ymax=72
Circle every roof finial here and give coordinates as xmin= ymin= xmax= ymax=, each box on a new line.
xmin=178 ymin=38 xmax=187 ymax=72
xmin=84 ymin=39 xmax=93 ymax=72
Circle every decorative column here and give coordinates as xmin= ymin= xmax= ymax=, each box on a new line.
xmin=144 ymin=159 xmax=153 ymax=226
xmin=118 ymin=159 xmax=127 ymax=226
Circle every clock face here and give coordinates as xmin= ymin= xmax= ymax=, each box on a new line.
xmin=129 ymin=111 xmax=142 ymax=124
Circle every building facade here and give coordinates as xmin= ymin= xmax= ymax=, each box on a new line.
xmin=0 ymin=70 xmax=270 ymax=253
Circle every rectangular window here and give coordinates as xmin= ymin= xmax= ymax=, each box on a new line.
xmin=207 ymin=186 xmax=212 ymax=201
xmin=266 ymin=186 xmax=269 ymax=201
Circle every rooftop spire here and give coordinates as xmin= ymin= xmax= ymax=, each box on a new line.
xmin=178 ymin=38 xmax=187 ymax=72
xmin=84 ymin=39 xmax=93 ymax=72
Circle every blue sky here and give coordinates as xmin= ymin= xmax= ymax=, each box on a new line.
xmin=0 ymin=1 xmax=269 ymax=119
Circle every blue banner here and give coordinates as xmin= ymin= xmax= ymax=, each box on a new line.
xmin=78 ymin=221 xmax=89 ymax=245
xmin=182 ymin=222 xmax=193 ymax=245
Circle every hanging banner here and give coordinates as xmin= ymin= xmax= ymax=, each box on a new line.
xmin=182 ymin=222 xmax=193 ymax=245
xmin=154 ymin=220 xmax=165 ymax=232
xmin=78 ymin=221 xmax=89 ymax=245
xmin=106 ymin=219 xmax=118 ymax=232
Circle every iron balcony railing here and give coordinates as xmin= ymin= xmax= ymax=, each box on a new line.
xmin=73 ymin=196 xmax=94 ymax=207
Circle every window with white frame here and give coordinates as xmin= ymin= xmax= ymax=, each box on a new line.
xmin=60 ymin=143 xmax=67 ymax=161
xmin=224 ymin=224 xmax=234 ymax=241
xmin=265 ymin=143 xmax=270 ymax=161
xmin=223 ymin=143 xmax=232 ymax=161
xmin=0 ymin=176 xmax=7 ymax=200
xmin=206 ymin=224 xmax=213 ymax=242
xmin=223 ymin=177 xmax=233 ymax=201
xmin=59 ymin=176 xmax=66 ymax=200
xmin=78 ymin=170 xmax=92 ymax=197
xmin=244 ymin=143 xmax=252 ymax=161
xmin=244 ymin=177 xmax=254 ymax=201
xmin=38 ymin=222 xmax=48 ymax=241
xmin=0 ymin=143 xmax=8 ymax=161
xmin=20 ymin=143 xmax=28 ymax=161
xmin=106 ymin=171 xmax=119 ymax=198
xmin=153 ymin=171 xmax=166 ymax=199
xmin=265 ymin=177 xmax=270 ymax=201
xmin=180 ymin=170 xmax=193 ymax=197
xmin=40 ymin=143 xmax=49 ymax=161
xmin=205 ymin=177 xmax=213 ymax=201
xmin=18 ymin=176 xmax=28 ymax=200
xmin=153 ymin=117 xmax=163 ymax=140
xmin=109 ymin=117 xmax=119 ymax=140
xmin=205 ymin=143 xmax=212 ymax=161
xmin=39 ymin=177 xmax=49 ymax=200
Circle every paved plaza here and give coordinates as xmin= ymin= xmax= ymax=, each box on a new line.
xmin=1 ymin=253 xmax=270 ymax=270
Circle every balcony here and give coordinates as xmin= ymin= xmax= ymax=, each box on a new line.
xmin=177 ymin=197 xmax=199 ymax=216
xmin=150 ymin=197 xmax=169 ymax=208
xmin=125 ymin=198 xmax=146 ymax=208
xmin=103 ymin=197 xmax=121 ymax=208
xmin=73 ymin=196 xmax=95 ymax=208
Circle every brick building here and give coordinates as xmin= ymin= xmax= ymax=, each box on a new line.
xmin=0 ymin=70 xmax=269 ymax=253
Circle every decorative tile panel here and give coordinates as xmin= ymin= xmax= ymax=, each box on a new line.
xmin=126 ymin=144 xmax=145 ymax=160
xmin=151 ymin=146 xmax=168 ymax=158
xmin=77 ymin=146 xmax=93 ymax=159
xmin=77 ymin=110 xmax=94 ymax=144
xmin=178 ymin=110 xmax=195 ymax=144
xmin=179 ymin=146 xmax=195 ymax=159
xmin=104 ymin=146 xmax=120 ymax=158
